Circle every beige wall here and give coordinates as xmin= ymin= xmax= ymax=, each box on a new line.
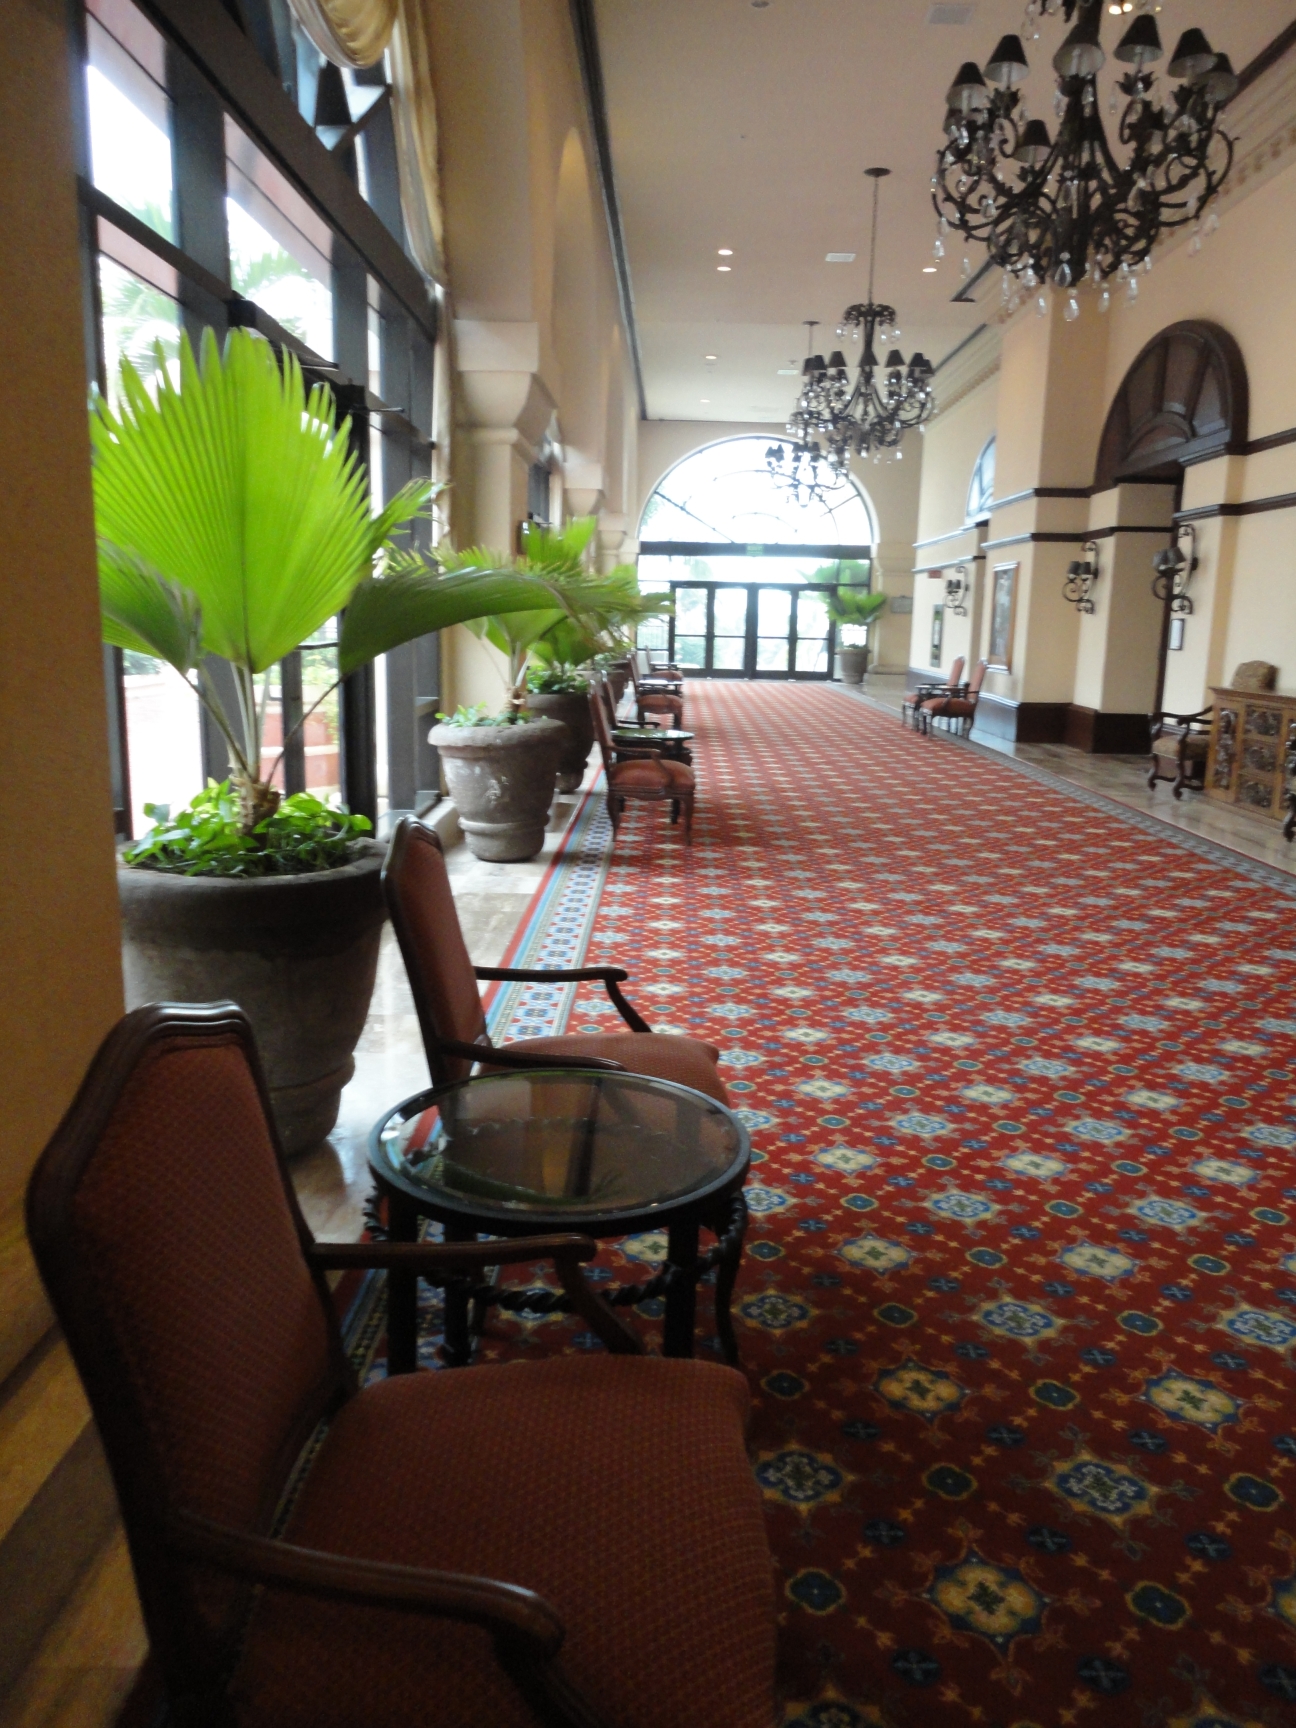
xmin=0 ymin=0 xmax=133 ymax=1716
xmin=908 ymin=119 xmax=1296 ymax=726
xmin=428 ymin=0 xmax=639 ymax=714
xmin=909 ymin=375 xmax=998 ymax=680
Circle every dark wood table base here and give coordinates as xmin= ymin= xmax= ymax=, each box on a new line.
xmin=379 ymin=1187 xmax=748 ymax=1371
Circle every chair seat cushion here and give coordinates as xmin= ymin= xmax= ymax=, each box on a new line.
xmin=233 ymin=1357 xmax=774 ymax=1728
xmin=640 ymin=693 xmax=684 ymax=716
xmin=1153 ymin=732 xmax=1209 ymax=759
xmin=921 ymin=696 xmax=974 ymax=718
xmin=505 ymin=1030 xmax=727 ymax=1102
xmin=610 ymin=758 xmax=695 ymax=792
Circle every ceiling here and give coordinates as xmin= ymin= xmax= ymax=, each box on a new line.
xmin=593 ymin=0 xmax=1295 ymax=422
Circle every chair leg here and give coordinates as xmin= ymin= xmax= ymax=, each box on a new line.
xmin=682 ymin=793 xmax=694 ymax=843
xmin=669 ymin=799 xmax=680 ymax=824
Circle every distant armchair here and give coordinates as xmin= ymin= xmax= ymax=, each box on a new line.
xmin=628 ymin=653 xmax=685 ymax=728
xmin=919 ymin=659 xmax=988 ymax=736
xmin=1148 ymin=707 xmax=1213 ymax=797
xmin=26 ymin=1004 xmax=774 ymax=1728
xmin=903 ymin=656 xmax=965 ymax=730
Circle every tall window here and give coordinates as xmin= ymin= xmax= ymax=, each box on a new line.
xmin=967 ymin=436 xmax=996 ymax=524
xmin=638 ymin=438 xmax=877 ymax=681
xmin=76 ymin=0 xmax=440 ymax=836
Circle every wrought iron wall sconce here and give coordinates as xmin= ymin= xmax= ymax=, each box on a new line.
xmin=943 ymin=564 xmax=970 ymax=616
xmin=1151 ymin=523 xmax=1199 ymax=616
xmin=1063 ymin=541 xmax=1100 ymax=613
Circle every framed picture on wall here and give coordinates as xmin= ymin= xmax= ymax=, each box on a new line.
xmin=930 ymin=604 xmax=944 ymax=667
xmin=988 ymin=563 xmax=1018 ymax=671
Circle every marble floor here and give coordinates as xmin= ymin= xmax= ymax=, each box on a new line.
xmin=292 ymin=768 xmax=602 ymax=1243
xmin=839 ymin=675 xmax=1296 ymax=879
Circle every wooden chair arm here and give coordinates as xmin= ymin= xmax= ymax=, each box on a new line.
xmin=168 ymin=1509 xmax=565 ymax=1657
xmin=440 ymin=1037 xmax=627 ymax=1073
xmin=309 ymin=1237 xmax=644 ymax=1356
xmin=476 ymin=969 xmax=653 ymax=1033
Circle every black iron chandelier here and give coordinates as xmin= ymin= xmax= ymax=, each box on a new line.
xmin=769 ymin=167 xmax=935 ymax=491
xmin=934 ymin=0 xmax=1237 ymax=318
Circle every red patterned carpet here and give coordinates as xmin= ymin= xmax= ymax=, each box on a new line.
xmin=377 ymin=681 xmax=1296 ymax=1727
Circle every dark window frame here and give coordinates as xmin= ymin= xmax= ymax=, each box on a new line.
xmin=73 ymin=0 xmax=440 ymax=836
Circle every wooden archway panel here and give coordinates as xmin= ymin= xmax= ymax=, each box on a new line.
xmin=1094 ymin=321 xmax=1248 ymax=491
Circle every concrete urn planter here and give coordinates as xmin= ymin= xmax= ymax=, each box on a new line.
xmin=118 ymin=842 xmax=387 ymax=1156
xmin=837 ymin=644 xmax=870 ymax=685
xmin=523 ymin=688 xmax=595 ymax=792
xmin=429 ymin=716 xmax=565 ymax=862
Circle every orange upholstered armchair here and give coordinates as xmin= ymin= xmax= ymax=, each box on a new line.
xmin=902 ymin=656 xmax=964 ymax=730
xmin=627 ymin=653 xmax=685 ymax=728
xmin=383 ymin=816 xmax=724 ymax=1098
xmin=26 ymin=1004 xmax=775 ymax=1728
xmin=591 ymin=683 xmax=695 ymax=842
xmin=918 ymin=657 xmax=988 ymax=735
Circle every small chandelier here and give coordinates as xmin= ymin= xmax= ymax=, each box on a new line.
xmin=934 ymin=0 xmax=1237 ymax=319
xmin=772 ymin=168 xmax=935 ymax=487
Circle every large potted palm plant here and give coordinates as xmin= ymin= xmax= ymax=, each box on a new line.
xmin=431 ymin=524 xmax=668 ymax=853
xmin=99 ymin=329 xmax=568 ymax=1152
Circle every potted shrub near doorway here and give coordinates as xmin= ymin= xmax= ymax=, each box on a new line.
xmin=98 ymin=329 xmax=574 ymax=1152
xmin=829 ymin=587 xmax=887 ymax=684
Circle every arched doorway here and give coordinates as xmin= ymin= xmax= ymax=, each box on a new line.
xmin=638 ymin=436 xmax=877 ymax=678
xmin=1094 ymin=321 xmax=1248 ymax=709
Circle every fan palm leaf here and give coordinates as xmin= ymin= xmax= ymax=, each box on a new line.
xmin=91 ymin=327 xmax=428 ymax=675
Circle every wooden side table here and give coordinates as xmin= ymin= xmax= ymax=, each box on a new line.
xmin=1206 ymin=685 xmax=1296 ymax=833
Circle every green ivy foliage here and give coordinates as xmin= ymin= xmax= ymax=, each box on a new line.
xmin=124 ymin=781 xmax=371 ymax=876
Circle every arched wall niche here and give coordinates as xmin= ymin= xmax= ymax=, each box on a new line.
xmin=551 ymin=126 xmax=604 ymax=479
xmin=1093 ymin=320 xmax=1248 ymax=492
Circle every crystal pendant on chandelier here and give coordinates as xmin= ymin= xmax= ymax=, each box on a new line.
xmin=769 ymin=167 xmax=935 ymax=492
xmin=932 ymin=0 xmax=1237 ymax=307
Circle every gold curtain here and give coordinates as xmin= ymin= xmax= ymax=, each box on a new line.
xmin=286 ymin=0 xmax=444 ymax=285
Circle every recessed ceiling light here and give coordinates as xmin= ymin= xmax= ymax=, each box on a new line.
xmin=717 ymin=265 xmax=731 ymax=272
xmin=717 ymin=248 xmax=733 ymax=256
xmin=704 ymin=353 xmax=718 ymax=360
xmin=776 ymin=368 xmax=799 ymax=375
xmin=751 ymin=1 xmax=770 ymax=10
xmin=923 ymin=265 xmax=938 ymax=272
xmin=825 ymin=252 xmax=856 ymax=264
xmin=701 ymin=398 xmax=710 ymax=403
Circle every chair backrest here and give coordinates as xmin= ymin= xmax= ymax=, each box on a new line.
xmin=589 ymin=680 xmax=616 ymax=772
xmin=25 ymin=1004 xmax=349 ymax=1698
xmin=947 ymin=656 xmax=966 ymax=689
xmin=383 ymin=817 xmax=490 ymax=1084
xmin=633 ymin=647 xmax=652 ymax=678
xmin=967 ymin=658 xmax=989 ymax=697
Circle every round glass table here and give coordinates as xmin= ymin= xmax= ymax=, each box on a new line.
xmin=612 ymin=724 xmax=694 ymax=762
xmin=370 ymin=1067 xmax=750 ymax=1368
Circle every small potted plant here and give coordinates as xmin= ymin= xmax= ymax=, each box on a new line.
xmin=98 ymin=328 xmax=567 ymax=1151
xmin=828 ymin=586 xmax=887 ymax=684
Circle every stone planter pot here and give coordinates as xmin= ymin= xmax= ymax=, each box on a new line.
xmin=118 ymin=842 xmax=386 ymax=1156
xmin=607 ymin=660 xmax=631 ymax=705
xmin=523 ymin=688 xmax=594 ymax=792
xmin=837 ymin=644 xmax=870 ymax=685
xmin=429 ymin=716 xmax=565 ymax=862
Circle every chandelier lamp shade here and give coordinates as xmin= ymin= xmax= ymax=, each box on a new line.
xmin=933 ymin=0 xmax=1237 ymax=319
xmin=772 ymin=168 xmax=935 ymax=493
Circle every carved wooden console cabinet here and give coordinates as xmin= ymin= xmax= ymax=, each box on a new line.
xmin=1206 ymin=685 xmax=1296 ymax=837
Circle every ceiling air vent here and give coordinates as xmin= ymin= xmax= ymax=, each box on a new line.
xmin=927 ymin=3 xmax=975 ymax=24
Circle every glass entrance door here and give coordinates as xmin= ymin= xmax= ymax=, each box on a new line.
xmin=655 ymin=583 xmax=843 ymax=679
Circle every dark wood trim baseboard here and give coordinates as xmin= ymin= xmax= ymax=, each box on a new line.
xmin=1245 ymin=426 xmax=1296 ymax=456
xmin=991 ymin=486 xmax=1093 ymax=509
xmin=1176 ymin=490 xmax=1296 ymax=524
xmin=969 ymin=694 xmax=1069 ymax=744
xmin=1064 ymin=705 xmax=1151 ymax=754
